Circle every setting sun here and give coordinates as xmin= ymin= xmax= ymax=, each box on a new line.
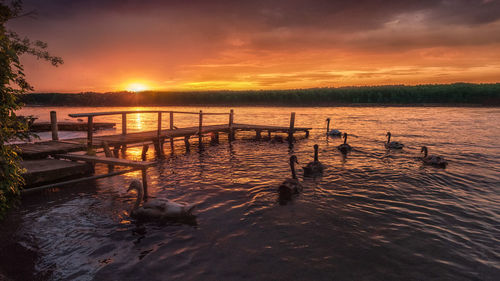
xmin=126 ymin=83 xmax=149 ymax=92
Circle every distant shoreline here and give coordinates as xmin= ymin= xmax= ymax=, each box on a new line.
xmin=21 ymin=83 xmax=500 ymax=107
xmin=23 ymin=103 xmax=496 ymax=108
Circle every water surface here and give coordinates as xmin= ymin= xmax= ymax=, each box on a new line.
xmin=2 ymin=106 xmax=499 ymax=280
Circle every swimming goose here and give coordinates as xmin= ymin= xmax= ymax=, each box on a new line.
xmin=385 ymin=132 xmax=404 ymax=149
xmin=421 ymin=146 xmax=448 ymax=167
xmin=128 ymin=180 xmax=195 ymax=219
xmin=303 ymin=144 xmax=325 ymax=177
xmin=326 ymin=118 xmax=342 ymax=136
xmin=337 ymin=133 xmax=352 ymax=154
xmin=278 ymin=155 xmax=303 ymax=200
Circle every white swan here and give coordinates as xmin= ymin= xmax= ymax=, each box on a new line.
xmin=278 ymin=155 xmax=303 ymax=200
xmin=420 ymin=146 xmax=448 ymax=167
xmin=385 ymin=132 xmax=404 ymax=149
xmin=127 ymin=180 xmax=196 ymax=219
xmin=337 ymin=132 xmax=352 ymax=154
xmin=303 ymin=144 xmax=325 ymax=177
xmin=326 ymin=118 xmax=342 ymax=136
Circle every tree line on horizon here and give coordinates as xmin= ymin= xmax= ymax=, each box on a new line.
xmin=21 ymin=83 xmax=500 ymax=106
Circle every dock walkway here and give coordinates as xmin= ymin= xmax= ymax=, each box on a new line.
xmin=16 ymin=109 xmax=311 ymax=193
xmin=17 ymin=123 xmax=310 ymax=159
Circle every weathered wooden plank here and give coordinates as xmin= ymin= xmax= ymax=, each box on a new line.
xmin=69 ymin=110 xmax=229 ymax=118
xmin=29 ymin=122 xmax=115 ymax=132
xmin=22 ymin=168 xmax=138 ymax=194
xmin=13 ymin=141 xmax=87 ymax=159
xmin=56 ymin=153 xmax=155 ymax=168
xmin=21 ymin=159 xmax=93 ymax=188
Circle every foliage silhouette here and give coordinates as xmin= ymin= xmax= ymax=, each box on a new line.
xmin=22 ymin=83 xmax=500 ymax=106
xmin=1 ymin=0 xmax=62 ymax=219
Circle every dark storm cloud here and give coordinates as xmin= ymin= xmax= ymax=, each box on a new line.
xmin=14 ymin=0 xmax=500 ymax=54
xmin=21 ymin=0 xmax=500 ymax=28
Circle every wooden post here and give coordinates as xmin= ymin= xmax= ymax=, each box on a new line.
xmin=157 ymin=112 xmax=164 ymax=156
xmin=103 ymin=141 xmax=114 ymax=172
xmin=157 ymin=112 xmax=162 ymax=139
xmin=154 ymin=140 xmax=164 ymax=158
xmin=169 ymin=112 xmax=174 ymax=152
xmin=103 ymin=142 xmax=112 ymax=157
xmin=229 ymin=109 xmax=234 ymax=141
xmin=113 ymin=145 xmax=121 ymax=158
xmin=184 ymin=136 xmax=190 ymax=152
xmin=50 ymin=111 xmax=58 ymax=141
xmin=198 ymin=110 xmax=203 ymax=146
xmin=288 ymin=112 xmax=295 ymax=142
xmin=160 ymin=137 xmax=165 ymax=153
xmin=87 ymin=116 xmax=93 ymax=149
xmin=141 ymin=144 xmax=149 ymax=161
xmin=122 ymin=113 xmax=127 ymax=135
xmin=121 ymin=113 xmax=127 ymax=151
xmin=211 ymin=132 xmax=219 ymax=144
xmin=142 ymin=168 xmax=148 ymax=199
xmin=256 ymin=130 xmax=261 ymax=140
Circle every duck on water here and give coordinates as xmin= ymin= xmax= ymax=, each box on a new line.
xmin=337 ymin=133 xmax=352 ymax=154
xmin=326 ymin=118 xmax=342 ymax=136
xmin=127 ymin=180 xmax=196 ymax=220
xmin=303 ymin=144 xmax=325 ymax=177
xmin=420 ymin=146 xmax=448 ymax=168
xmin=385 ymin=132 xmax=404 ymax=149
xmin=278 ymin=155 xmax=303 ymax=201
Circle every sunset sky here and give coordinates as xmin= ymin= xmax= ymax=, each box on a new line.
xmin=8 ymin=0 xmax=500 ymax=92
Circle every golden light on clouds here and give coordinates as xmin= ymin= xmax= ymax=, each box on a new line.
xmin=11 ymin=0 xmax=500 ymax=92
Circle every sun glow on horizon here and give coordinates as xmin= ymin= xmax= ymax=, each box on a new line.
xmin=125 ymin=83 xmax=150 ymax=92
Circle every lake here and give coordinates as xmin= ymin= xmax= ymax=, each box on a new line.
xmin=1 ymin=106 xmax=499 ymax=280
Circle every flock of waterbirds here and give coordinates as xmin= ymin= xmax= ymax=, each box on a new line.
xmin=279 ymin=118 xmax=449 ymax=202
xmin=126 ymin=117 xmax=449 ymax=220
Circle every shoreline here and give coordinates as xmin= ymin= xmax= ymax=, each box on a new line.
xmin=22 ymin=103 xmax=497 ymax=108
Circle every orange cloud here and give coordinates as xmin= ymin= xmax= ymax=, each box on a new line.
xmin=8 ymin=0 xmax=500 ymax=92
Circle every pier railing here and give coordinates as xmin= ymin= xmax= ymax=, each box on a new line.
xmin=68 ymin=110 xmax=234 ymax=149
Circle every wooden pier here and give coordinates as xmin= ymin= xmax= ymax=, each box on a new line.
xmin=29 ymin=121 xmax=115 ymax=132
xmin=15 ymin=109 xmax=311 ymax=194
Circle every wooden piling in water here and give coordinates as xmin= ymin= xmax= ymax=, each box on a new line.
xmin=229 ymin=109 xmax=234 ymax=141
xmin=141 ymin=144 xmax=149 ymax=161
xmin=211 ymin=132 xmax=219 ymax=144
xmin=184 ymin=136 xmax=190 ymax=151
xmin=87 ymin=116 xmax=93 ymax=149
xmin=170 ymin=112 xmax=174 ymax=152
xmin=157 ymin=112 xmax=162 ymax=139
xmin=122 ymin=113 xmax=127 ymax=135
xmin=113 ymin=145 xmax=121 ymax=158
xmin=153 ymin=140 xmax=164 ymax=158
xmin=288 ymin=112 xmax=295 ymax=142
xmin=103 ymin=142 xmax=112 ymax=156
xmin=121 ymin=113 xmax=127 ymax=151
xmin=50 ymin=111 xmax=58 ymax=141
xmin=198 ymin=110 xmax=203 ymax=146
xmin=142 ymin=167 xmax=148 ymax=199
xmin=103 ymin=141 xmax=114 ymax=172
